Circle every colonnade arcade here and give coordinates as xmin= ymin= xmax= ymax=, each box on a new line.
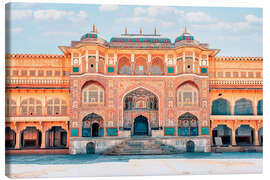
xmin=5 ymin=123 xmax=69 ymax=149
xmin=211 ymin=122 xmax=263 ymax=146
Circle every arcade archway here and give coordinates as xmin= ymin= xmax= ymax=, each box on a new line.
xmin=133 ymin=115 xmax=149 ymax=136
xmin=82 ymin=113 xmax=104 ymax=137
xmin=236 ymin=125 xmax=254 ymax=146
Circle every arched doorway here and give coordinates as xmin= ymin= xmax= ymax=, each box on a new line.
xmin=123 ymin=88 xmax=159 ymax=132
xmin=178 ymin=112 xmax=198 ymax=136
xmin=258 ymin=127 xmax=263 ymax=146
xmin=134 ymin=115 xmax=148 ymax=136
xmin=212 ymin=125 xmax=232 ymax=146
xmin=45 ymin=126 xmax=67 ymax=148
xmin=92 ymin=123 xmax=99 ymax=137
xmin=186 ymin=141 xmax=195 ymax=152
xmin=236 ymin=125 xmax=254 ymax=146
xmin=21 ymin=127 xmax=41 ymax=148
xmin=5 ymin=127 xmax=16 ymax=149
xmin=82 ymin=113 xmax=104 ymax=137
xmin=86 ymin=142 xmax=95 ymax=154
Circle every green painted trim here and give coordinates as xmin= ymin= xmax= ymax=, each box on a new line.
xmin=168 ymin=67 xmax=175 ymax=73
xmin=73 ymin=67 xmax=79 ymax=73
xmin=107 ymin=66 xmax=114 ymax=73
xmin=71 ymin=128 xmax=79 ymax=136
xmin=202 ymin=127 xmax=209 ymax=135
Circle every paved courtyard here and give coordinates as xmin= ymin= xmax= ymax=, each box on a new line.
xmin=5 ymin=153 xmax=263 ymax=178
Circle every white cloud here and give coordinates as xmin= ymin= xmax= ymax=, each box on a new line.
xmin=6 ymin=9 xmax=32 ymax=20
xmin=134 ymin=6 xmax=184 ymax=17
xmin=185 ymin=12 xmax=214 ymax=23
xmin=245 ymin=14 xmax=262 ymax=23
xmin=33 ymin=9 xmax=88 ymax=22
xmin=99 ymin=4 xmax=118 ymax=12
xmin=11 ymin=27 xmax=23 ymax=33
xmin=43 ymin=31 xmax=77 ymax=37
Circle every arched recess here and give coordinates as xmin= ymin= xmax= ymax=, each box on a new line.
xmin=212 ymin=125 xmax=232 ymax=145
xmin=5 ymin=127 xmax=16 ymax=149
xmin=21 ymin=127 xmax=42 ymax=148
xmin=178 ymin=112 xmax=198 ymax=136
xmin=257 ymin=99 xmax=263 ymax=115
xmin=212 ymin=98 xmax=231 ymax=115
xmin=47 ymin=98 xmax=67 ymax=115
xmin=177 ymin=81 xmax=199 ymax=107
xmin=235 ymin=125 xmax=254 ymax=145
xmin=81 ymin=81 xmax=105 ymax=105
xmin=21 ymin=98 xmax=42 ymax=116
xmin=82 ymin=113 xmax=104 ymax=137
xmin=133 ymin=115 xmax=149 ymax=136
xmin=86 ymin=142 xmax=95 ymax=154
xmin=258 ymin=127 xmax=263 ymax=146
xmin=6 ymin=99 xmax=16 ymax=116
xmin=134 ymin=57 xmax=147 ymax=75
xmin=234 ymin=98 xmax=253 ymax=115
xmin=118 ymin=57 xmax=131 ymax=75
xmin=123 ymin=88 xmax=159 ymax=130
xmin=45 ymin=126 xmax=67 ymax=148
xmin=186 ymin=140 xmax=195 ymax=152
xmin=151 ymin=57 xmax=164 ymax=75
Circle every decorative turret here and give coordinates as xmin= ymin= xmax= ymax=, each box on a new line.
xmin=175 ymin=27 xmax=195 ymax=43
xmin=80 ymin=24 xmax=98 ymax=40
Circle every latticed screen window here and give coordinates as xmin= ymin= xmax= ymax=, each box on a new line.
xmin=47 ymin=98 xmax=67 ymax=115
xmin=21 ymin=98 xmax=42 ymax=116
xmin=38 ymin=70 xmax=44 ymax=76
xmin=12 ymin=70 xmax=19 ymax=76
xmin=6 ymin=99 xmax=16 ymax=116
xmin=82 ymin=84 xmax=104 ymax=104
xmin=233 ymin=72 xmax=239 ymax=78
xmin=225 ymin=72 xmax=231 ymax=78
xmin=217 ymin=72 xmax=223 ymax=78
xmin=30 ymin=70 xmax=36 ymax=76
xmin=248 ymin=72 xmax=254 ymax=78
xmin=256 ymin=72 xmax=261 ymax=78
xmin=177 ymin=83 xmax=198 ymax=106
xmin=55 ymin=71 xmax=61 ymax=76
xmin=47 ymin=71 xmax=52 ymax=76
xmin=21 ymin=70 xmax=27 ymax=76
xmin=241 ymin=72 xmax=246 ymax=78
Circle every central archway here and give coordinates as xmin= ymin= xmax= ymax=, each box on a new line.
xmin=133 ymin=115 xmax=148 ymax=136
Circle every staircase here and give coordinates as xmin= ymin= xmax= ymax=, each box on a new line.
xmin=103 ymin=137 xmax=180 ymax=155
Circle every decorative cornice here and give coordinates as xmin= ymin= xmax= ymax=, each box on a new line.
xmin=6 ymin=116 xmax=70 ymax=122
xmin=210 ymin=115 xmax=263 ymax=121
xmin=6 ymin=54 xmax=64 ymax=59
xmin=215 ymin=56 xmax=263 ymax=61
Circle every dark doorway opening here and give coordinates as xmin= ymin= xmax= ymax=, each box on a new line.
xmin=134 ymin=115 xmax=148 ymax=136
xmin=92 ymin=123 xmax=99 ymax=137
xmin=186 ymin=140 xmax=195 ymax=152
xmin=86 ymin=142 xmax=95 ymax=154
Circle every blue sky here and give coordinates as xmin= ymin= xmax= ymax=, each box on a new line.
xmin=5 ymin=2 xmax=262 ymax=57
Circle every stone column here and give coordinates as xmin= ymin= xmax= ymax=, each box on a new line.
xmin=66 ymin=129 xmax=70 ymax=148
xmin=41 ymin=130 xmax=46 ymax=148
xmin=231 ymin=129 xmax=236 ymax=146
xmin=254 ymin=129 xmax=259 ymax=146
xmin=15 ymin=131 xmax=21 ymax=149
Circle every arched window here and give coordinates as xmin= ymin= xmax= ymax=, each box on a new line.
xmin=47 ymin=98 xmax=67 ymax=115
xmin=177 ymin=82 xmax=198 ymax=106
xmin=178 ymin=112 xmax=198 ymax=136
xmin=257 ymin=99 xmax=263 ymax=115
xmin=212 ymin=98 xmax=231 ymax=115
xmin=82 ymin=83 xmax=104 ymax=104
xmin=151 ymin=58 xmax=163 ymax=75
xmin=118 ymin=57 xmax=131 ymax=75
xmin=234 ymin=98 xmax=253 ymax=115
xmin=21 ymin=98 xmax=42 ymax=116
xmin=6 ymin=99 xmax=17 ymax=116
xmin=135 ymin=57 xmax=147 ymax=75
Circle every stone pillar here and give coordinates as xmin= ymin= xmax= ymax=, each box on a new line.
xmin=231 ymin=129 xmax=236 ymax=146
xmin=66 ymin=129 xmax=70 ymax=148
xmin=254 ymin=129 xmax=259 ymax=146
xmin=41 ymin=130 xmax=46 ymax=148
xmin=15 ymin=131 xmax=21 ymax=149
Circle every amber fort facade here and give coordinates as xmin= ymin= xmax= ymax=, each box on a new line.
xmin=5 ymin=25 xmax=263 ymax=154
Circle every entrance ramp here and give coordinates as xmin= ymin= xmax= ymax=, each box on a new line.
xmin=102 ymin=137 xmax=181 ymax=155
